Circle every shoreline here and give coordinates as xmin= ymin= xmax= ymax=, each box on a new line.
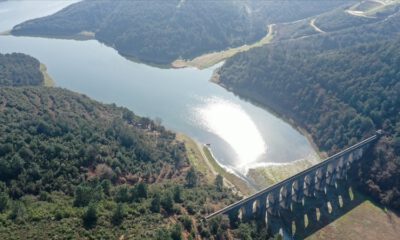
xmin=0 ymin=30 xmax=10 ymax=36
xmin=211 ymin=68 xmax=326 ymax=160
xmin=171 ymin=24 xmax=275 ymax=70
xmin=40 ymin=63 xmax=55 ymax=87
xmin=176 ymin=133 xmax=254 ymax=196
xmin=209 ymin=68 xmax=328 ymax=188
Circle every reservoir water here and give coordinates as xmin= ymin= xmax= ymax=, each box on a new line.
xmin=0 ymin=1 xmax=317 ymax=178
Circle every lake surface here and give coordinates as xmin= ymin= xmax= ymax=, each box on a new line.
xmin=0 ymin=1 xmax=317 ymax=177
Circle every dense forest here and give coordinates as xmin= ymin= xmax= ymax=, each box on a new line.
xmin=218 ymin=10 xmax=400 ymax=210
xmin=0 ymin=53 xmax=44 ymax=86
xmin=11 ymin=0 xmax=347 ymax=65
xmin=0 ymin=87 xmax=189 ymax=196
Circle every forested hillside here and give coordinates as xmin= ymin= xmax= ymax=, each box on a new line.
xmin=0 ymin=54 xmax=277 ymax=239
xmin=0 ymin=87 xmax=242 ymax=239
xmin=11 ymin=0 xmax=347 ymax=65
xmin=218 ymin=12 xmax=400 ymax=210
xmin=0 ymin=53 xmax=44 ymax=86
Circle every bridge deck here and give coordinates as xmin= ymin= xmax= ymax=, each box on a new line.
xmin=206 ymin=133 xmax=379 ymax=219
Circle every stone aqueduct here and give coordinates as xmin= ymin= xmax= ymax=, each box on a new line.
xmin=206 ymin=131 xmax=382 ymax=239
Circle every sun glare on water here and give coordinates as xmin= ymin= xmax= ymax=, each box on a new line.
xmin=195 ymin=97 xmax=266 ymax=172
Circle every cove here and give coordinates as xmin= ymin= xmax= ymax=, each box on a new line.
xmin=0 ymin=1 xmax=317 ymax=178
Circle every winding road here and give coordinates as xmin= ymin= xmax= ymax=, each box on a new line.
xmin=310 ymin=18 xmax=325 ymax=33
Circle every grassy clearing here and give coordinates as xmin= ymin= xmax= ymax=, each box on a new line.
xmin=306 ymin=194 xmax=400 ymax=240
xmin=0 ymin=30 xmax=10 ymax=36
xmin=247 ymin=156 xmax=320 ymax=188
xmin=78 ymin=31 xmax=95 ymax=39
xmin=176 ymin=133 xmax=215 ymax=182
xmin=202 ymin=147 xmax=254 ymax=196
xmin=40 ymin=64 xmax=55 ymax=87
xmin=172 ymin=24 xmax=275 ymax=69
xmin=176 ymin=133 xmax=253 ymax=196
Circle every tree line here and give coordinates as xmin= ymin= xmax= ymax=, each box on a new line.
xmin=0 ymin=53 xmax=44 ymax=86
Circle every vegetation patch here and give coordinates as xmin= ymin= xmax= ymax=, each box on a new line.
xmin=248 ymin=156 xmax=320 ymax=188
xmin=40 ymin=64 xmax=55 ymax=87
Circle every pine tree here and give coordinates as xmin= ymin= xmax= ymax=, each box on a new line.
xmin=151 ymin=193 xmax=161 ymax=213
xmin=170 ymin=224 xmax=182 ymax=240
xmin=83 ymin=203 xmax=98 ymax=228
xmin=173 ymin=186 xmax=182 ymax=203
xmin=136 ymin=182 xmax=148 ymax=199
xmin=185 ymin=167 xmax=198 ymax=188
xmin=161 ymin=192 xmax=174 ymax=214
xmin=215 ymin=174 xmax=224 ymax=192
xmin=112 ymin=203 xmax=125 ymax=225
xmin=0 ymin=192 xmax=9 ymax=213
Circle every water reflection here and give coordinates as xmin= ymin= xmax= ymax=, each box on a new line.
xmin=195 ymin=97 xmax=266 ymax=173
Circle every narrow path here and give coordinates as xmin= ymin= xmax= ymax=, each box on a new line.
xmin=195 ymin=143 xmax=244 ymax=195
xmin=345 ymin=9 xmax=377 ymax=18
xmin=172 ymin=24 xmax=275 ymax=69
xmin=196 ymin=142 xmax=217 ymax=176
xmin=371 ymin=0 xmax=387 ymax=6
xmin=345 ymin=0 xmax=389 ymax=18
xmin=310 ymin=18 xmax=325 ymax=33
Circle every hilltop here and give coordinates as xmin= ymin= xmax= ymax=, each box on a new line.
xmin=0 ymin=53 xmax=44 ymax=86
xmin=11 ymin=0 xmax=347 ymax=65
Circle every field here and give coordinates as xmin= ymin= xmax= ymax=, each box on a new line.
xmin=307 ymin=197 xmax=400 ymax=240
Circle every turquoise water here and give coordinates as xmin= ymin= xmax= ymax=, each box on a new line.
xmin=0 ymin=1 xmax=317 ymax=176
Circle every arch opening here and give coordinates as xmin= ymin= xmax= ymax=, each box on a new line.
xmin=238 ymin=207 xmax=244 ymax=221
xmin=316 ymin=208 xmax=321 ymax=221
xmin=349 ymin=186 xmax=355 ymax=201
xmin=304 ymin=214 xmax=309 ymax=228
xmin=252 ymin=200 xmax=260 ymax=214
xmin=327 ymin=201 xmax=333 ymax=214
xmin=338 ymin=195 xmax=344 ymax=208
xmin=292 ymin=220 xmax=296 ymax=236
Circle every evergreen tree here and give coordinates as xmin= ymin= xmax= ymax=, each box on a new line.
xmin=8 ymin=201 xmax=26 ymax=223
xmin=215 ymin=174 xmax=224 ymax=192
xmin=185 ymin=167 xmax=198 ymax=188
xmin=112 ymin=203 xmax=125 ymax=226
xmin=83 ymin=203 xmax=98 ymax=228
xmin=101 ymin=179 xmax=112 ymax=196
xmin=161 ymin=191 xmax=174 ymax=214
xmin=170 ymin=224 xmax=182 ymax=240
xmin=115 ymin=185 xmax=130 ymax=203
xmin=73 ymin=185 xmax=92 ymax=207
xmin=155 ymin=228 xmax=171 ymax=240
xmin=173 ymin=186 xmax=182 ymax=203
xmin=135 ymin=182 xmax=148 ymax=200
xmin=0 ymin=192 xmax=9 ymax=213
xmin=151 ymin=193 xmax=161 ymax=213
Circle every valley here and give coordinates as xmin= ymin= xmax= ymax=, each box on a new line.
xmin=1 ymin=0 xmax=400 ymax=239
